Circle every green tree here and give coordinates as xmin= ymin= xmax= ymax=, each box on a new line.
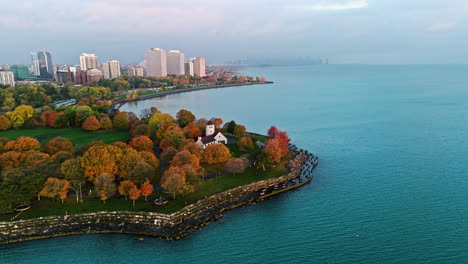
xmin=61 ymin=158 xmax=86 ymax=202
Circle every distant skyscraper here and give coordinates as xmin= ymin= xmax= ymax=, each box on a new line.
xmin=145 ymin=48 xmax=167 ymax=77
xmin=191 ymin=57 xmax=206 ymax=77
xmin=80 ymin=53 xmax=99 ymax=70
xmin=37 ymin=50 xmax=53 ymax=78
xmin=185 ymin=61 xmax=194 ymax=76
xmin=136 ymin=67 xmax=144 ymax=76
xmin=128 ymin=66 xmax=136 ymax=76
xmin=167 ymin=50 xmax=185 ymax=75
xmin=75 ymin=70 xmax=87 ymax=85
xmin=10 ymin=65 xmax=30 ymax=79
xmin=0 ymin=71 xmax=15 ymax=87
xmin=56 ymin=69 xmax=74 ymax=84
xmin=102 ymin=60 xmax=121 ymax=79
xmin=86 ymin=69 xmax=103 ymax=84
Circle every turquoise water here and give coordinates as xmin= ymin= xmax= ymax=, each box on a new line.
xmin=2 ymin=65 xmax=468 ymax=263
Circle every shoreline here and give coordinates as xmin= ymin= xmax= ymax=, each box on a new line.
xmin=110 ymin=81 xmax=274 ymax=112
xmin=0 ymin=144 xmax=318 ymax=245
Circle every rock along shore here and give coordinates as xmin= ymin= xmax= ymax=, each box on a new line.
xmin=0 ymin=144 xmax=317 ymax=244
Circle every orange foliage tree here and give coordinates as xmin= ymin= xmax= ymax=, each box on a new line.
xmin=138 ymin=150 xmax=160 ymax=169
xmin=263 ymin=137 xmax=283 ymax=164
xmin=183 ymin=122 xmax=203 ymax=138
xmin=140 ymin=180 xmax=153 ymax=201
xmin=5 ymin=137 xmax=40 ymax=152
xmin=39 ymin=177 xmax=70 ymax=204
xmin=156 ymin=123 xmax=186 ymax=149
xmin=129 ymin=185 xmax=141 ymax=206
xmin=160 ymin=166 xmax=193 ymax=199
xmin=170 ymin=150 xmax=201 ymax=170
xmin=82 ymin=116 xmax=100 ymax=131
xmin=44 ymin=137 xmax=73 ymax=155
xmin=178 ymin=140 xmax=203 ymax=158
xmin=0 ymin=151 xmax=49 ymax=168
xmin=94 ymin=173 xmax=116 ymax=204
xmin=202 ymin=144 xmax=231 ymax=166
xmin=233 ymin=125 xmax=247 ymax=138
xmin=176 ymin=109 xmax=196 ymax=127
xmin=113 ymin=112 xmax=129 ymax=129
xmin=0 ymin=115 xmax=12 ymax=130
xmin=99 ymin=116 xmax=113 ymax=130
xmin=129 ymin=135 xmax=154 ymax=152
xmin=237 ymin=137 xmax=256 ymax=153
xmin=118 ymin=180 xmax=135 ymax=200
xmin=80 ymin=144 xmax=123 ymax=181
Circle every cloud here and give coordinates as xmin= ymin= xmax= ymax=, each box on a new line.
xmin=426 ymin=22 xmax=457 ymax=32
xmin=299 ymin=0 xmax=368 ymax=11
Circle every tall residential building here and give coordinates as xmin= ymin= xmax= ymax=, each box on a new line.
xmin=184 ymin=61 xmax=194 ymax=76
xmin=0 ymin=71 xmax=15 ymax=87
xmin=167 ymin=50 xmax=185 ymax=75
xmin=145 ymin=48 xmax=167 ymax=77
xmin=37 ymin=50 xmax=53 ymax=78
xmin=10 ymin=65 xmax=30 ymax=79
xmin=191 ymin=57 xmax=206 ymax=77
xmin=80 ymin=53 xmax=99 ymax=70
xmin=102 ymin=60 xmax=121 ymax=79
xmin=128 ymin=66 xmax=136 ymax=76
xmin=86 ymin=69 xmax=103 ymax=84
xmin=136 ymin=66 xmax=144 ymax=76
xmin=56 ymin=70 xmax=74 ymax=84
xmin=75 ymin=70 xmax=87 ymax=85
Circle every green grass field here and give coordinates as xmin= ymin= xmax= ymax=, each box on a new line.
xmin=0 ymin=128 xmax=130 ymax=147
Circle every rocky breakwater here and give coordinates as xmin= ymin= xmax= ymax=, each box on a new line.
xmin=0 ymin=148 xmax=318 ymax=244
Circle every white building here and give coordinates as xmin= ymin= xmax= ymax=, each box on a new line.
xmin=0 ymin=71 xmax=15 ymax=87
xmin=80 ymin=53 xmax=99 ymax=70
xmin=167 ymin=50 xmax=185 ymax=75
xmin=184 ymin=61 xmax=194 ymax=76
xmin=145 ymin=48 xmax=167 ymax=77
xmin=136 ymin=66 xmax=144 ymax=76
xmin=102 ymin=60 xmax=121 ymax=79
xmin=196 ymin=121 xmax=228 ymax=149
xmin=191 ymin=57 xmax=206 ymax=77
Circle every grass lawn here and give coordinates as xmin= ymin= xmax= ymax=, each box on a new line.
xmin=0 ymin=156 xmax=290 ymax=221
xmin=0 ymin=128 xmax=130 ymax=147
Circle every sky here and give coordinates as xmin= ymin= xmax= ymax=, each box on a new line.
xmin=1 ymin=0 xmax=468 ymax=65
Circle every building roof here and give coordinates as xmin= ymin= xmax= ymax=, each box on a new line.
xmin=207 ymin=120 xmax=215 ymax=125
xmin=198 ymin=131 xmax=223 ymax=144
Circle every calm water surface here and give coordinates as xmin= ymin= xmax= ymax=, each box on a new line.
xmin=1 ymin=65 xmax=467 ymax=264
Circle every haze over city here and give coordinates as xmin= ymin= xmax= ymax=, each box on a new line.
xmin=2 ymin=0 xmax=468 ymax=65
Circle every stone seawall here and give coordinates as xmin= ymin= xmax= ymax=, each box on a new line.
xmin=0 ymin=147 xmax=318 ymax=244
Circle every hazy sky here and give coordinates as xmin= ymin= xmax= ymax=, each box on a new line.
xmin=1 ymin=0 xmax=468 ymax=65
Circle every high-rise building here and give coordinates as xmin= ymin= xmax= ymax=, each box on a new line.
xmin=0 ymin=71 xmax=15 ymax=87
xmin=86 ymin=69 xmax=103 ymax=84
xmin=37 ymin=50 xmax=53 ymax=78
xmin=56 ymin=69 xmax=74 ymax=84
xmin=191 ymin=57 xmax=206 ymax=77
xmin=167 ymin=50 xmax=185 ymax=75
xmin=145 ymin=48 xmax=167 ymax=77
xmin=184 ymin=61 xmax=194 ymax=76
xmin=80 ymin=53 xmax=99 ymax=70
xmin=128 ymin=66 xmax=136 ymax=76
xmin=136 ymin=67 xmax=144 ymax=76
xmin=75 ymin=70 xmax=87 ymax=85
xmin=102 ymin=60 xmax=121 ymax=79
xmin=10 ymin=65 xmax=30 ymax=79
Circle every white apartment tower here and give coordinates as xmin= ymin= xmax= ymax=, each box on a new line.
xmin=184 ymin=61 xmax=194 ymax=76
xmin=145 ymin=48 xmax=167 ymax=77
xmin=80 ymin=53 xmax=99 ymax=70
xmin=103 ymin=60 xmax=121 ymax=79
xmin=0 ymin=71 xmax=15 ymax=87
xmin=191 ymin=57 xmax=206 ymax=77
xmin=167 ymin=50 xmax=185 ymax=75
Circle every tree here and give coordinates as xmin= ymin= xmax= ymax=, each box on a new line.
xmin=161 ymin=147 xmax=178 ymax=162
xmin=237 ymin=137 xmax=256 ymax=153
xmin=226 ymin=158 xmax=249 ymax=174
xmin=118 ymin=180 xmax=135 ymax=200
xmin=5 ymin=137 xmax=40 ymax=152
xmin=61 ymin=158 xmax=86 ymax=202
xmin=183 ymin=122 xmax=203 ymax=138
xmin=226 ymin=120 xmax=237 ymax=133
xmin=99 ymin=116 xmax=113 ymax=130
xmin=129 ymin=135 xmax=154 ymax=151
xmin=128 ymin=161 xmax=155 ymax=185
xmin=156 ymin=123 xmax=185 ymax=149
xmin=2 ymin=168 xmax=47 ymax=203
xmin=94 ymin=173 xmax=116 ymax=203
xmin=128 ymin=185 xmax=141 ymax=206
xmin=178 ymin=140 xmax=203 ymax=158
xmin=263 ymin=137 xmax=283 ymax=164
xmin=210 ymin=118 xmax=223 ymax=128
xmin=82 ymin=116 xmax=100 ymax=131
xmin=171 ymin=150 xmax=201 ymax=170
xmin=113 ymin=112 xmax=129 ymax=129
xmin=176 ymin=109 xmax=196 ymax=127
xmin=0 ymin=182 xmax=22 ymax=214
xmin=39 ymin=177 xmax=70 ymax=204
xmin=160 ymin=166 xmax=193 ymax=199
xmin=0 ymin=137 xmax=11 ymax=154
xmin=202 ymin=144 xmax=231 ymax=165
xmin=148 ymin=113 xmax=175 ymax=132
xmin=138 ymin=150 xmax=160 ymax=169
xmin=131 ymin=124 xmax=151 ymax=137
xmin=233 ymin=124 xmax=247 ymax=138
xmin=80 ymin=144 xmax=123 ymax=181
xmin=268 ymin=126 xmax=280 ymax=138
xmin=45 ymin=137 xmax=73 ymax=155
xmin=140 ymin=180 xmax=153 ymax=201
xmin=51 ymin=151 xmax=73 ymax=163
xmin=6 ymin=105 xmax=35 ymax=129
xmin=0 ymin=115 xmax=11 ymax=130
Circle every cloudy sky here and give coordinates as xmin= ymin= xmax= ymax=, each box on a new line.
xmin=1 ymin=0 xmax=467 ymax=65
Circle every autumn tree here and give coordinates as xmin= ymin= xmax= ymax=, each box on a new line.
xmin=138 ymin=150 xmax=160 ymax=169
xmin=209 ymin=117 xmax=223 ymax=128
xmin=45 ymin=137 xmax=73 ymax=155
xmin=148 ymin=113 xmax=175 ymax=132
xmin=156 ymin=123 xmax=186 ymax=149
xmin=183 ymin=122 xmax=203 ymax=138
xmin=176 ymin=109 xmax=196 ymax=127
xmin=160 ymin=166 xmax=193 ymax=199
xmin=140 ymin=180 xmax=153 ymax=201
xmin=171 ymin=150 xmax=201 ymax=171
xmin=0 ymin=151 xmax=49 ymax=169
xmin=82 ymin=116 xmax=100 ymax=131
xmin=0 ymin=138 xmax=11 ymax=154
xmin=6 ymin=105 xmax=35 ymax=129
xmin=51 ymin=151 xmax=73 ymax=163
xmin=268 ymin=126 xmax=280 ymax=138
xmin=130 ymin=124 xmax=151 ymax=137
xmin=39 ymin=177 xmax=70 ymax=204
xmin=237 ymin=137 xmax=256 ymax=153
xmin=233 ymin=124 xmax=247 ymax=138
xmin=129 ymin=185 xmax=141 ymax=206
xmin=178 ymin=140 xmax=203 ymax=158
xmin=80 ymin=144 xmax=123 ymax=181
xmin=202 ymin=144 xmax=231 ymax=166
xmin=113 ymin=112 xmax=129 ymax=129
xmin=94 ymin=173 xmax=116 ymax=203
xmin=5 ymin=137 xmax=40 ymax=152
xmin=118 ymin=180 xmax=135 ymax=200
xmin=129 ymin=135 xmax=154 ymax=152
xmin=61 ymin=158 xmax=86 ymax=202
xmin=226 ymin=158 xmax=249 ymax=174
xmin=161 ymin=147 xmax=178 ymax=162
xmin=99 ymin=116 xmax=113 ymax=130
xmin=0 ymin=115 xmax=11 ymax=130
xmin=129 ymin=161 xmax=155 ymax=185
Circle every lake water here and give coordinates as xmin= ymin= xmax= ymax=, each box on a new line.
xmin=1 ymin=65 xmax=467 ymax=263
